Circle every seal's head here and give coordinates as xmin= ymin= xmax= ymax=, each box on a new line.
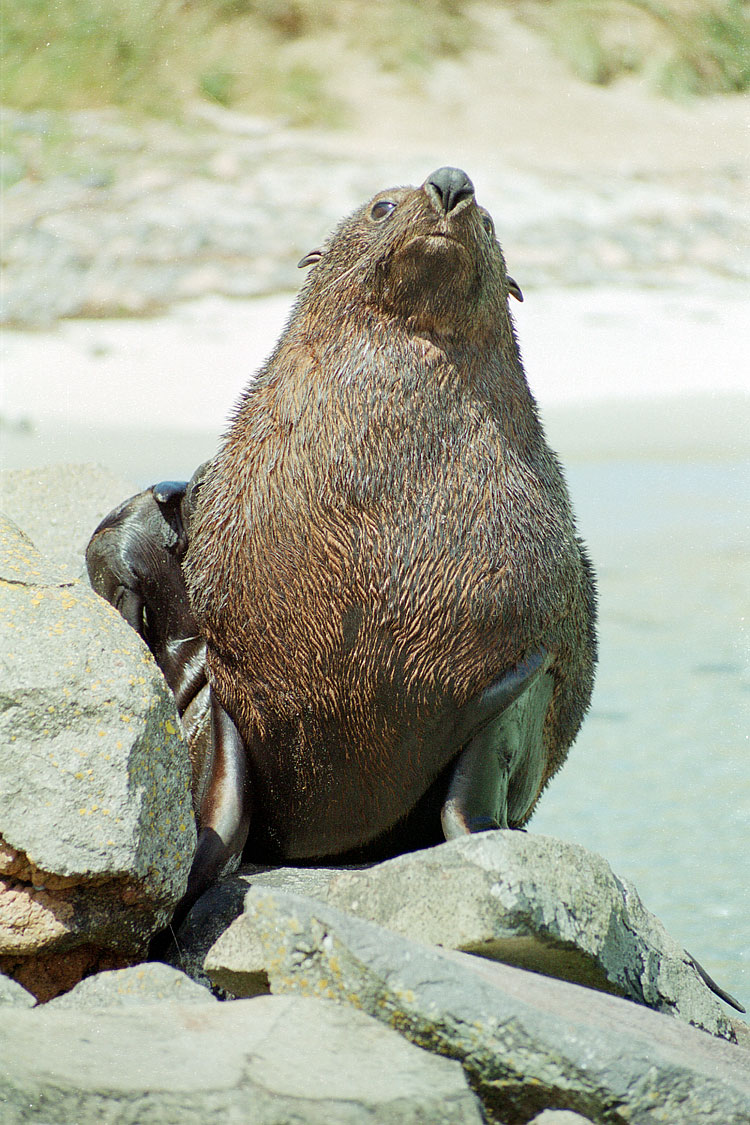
xmin=298 ymin=167 xmax=522 ymax=337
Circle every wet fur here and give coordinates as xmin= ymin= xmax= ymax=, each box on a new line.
xmin=185 ymin=175 xmax=598 ymax=861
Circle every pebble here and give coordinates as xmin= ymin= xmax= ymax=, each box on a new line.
xmin=1 ymin=106 xmax=747 ymax=328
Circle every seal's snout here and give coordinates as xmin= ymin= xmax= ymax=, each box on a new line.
xmin=425 ymin=167 xmax=475 ymax=214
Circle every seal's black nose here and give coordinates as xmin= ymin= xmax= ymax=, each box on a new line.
xmin=425 ymin=167 xmax=475 ymax=214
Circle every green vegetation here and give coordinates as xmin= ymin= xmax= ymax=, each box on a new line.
xmin=0 ymin=0 xmax=472 ymax=123
xmin=519 ymin=0 xmax=750 ymax=98
xmin=1 ymin=0 xmax=747 ymax=122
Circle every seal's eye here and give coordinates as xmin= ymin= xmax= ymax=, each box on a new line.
xmin=371 ymin=200 xmax=396 ymax=222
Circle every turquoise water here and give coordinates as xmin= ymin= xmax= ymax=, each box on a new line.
xmin=531 ymin=458 xmax=749 ymax=1017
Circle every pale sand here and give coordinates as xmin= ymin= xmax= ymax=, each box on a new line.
xmin=2 ymin=283 xmax=748 ymax=483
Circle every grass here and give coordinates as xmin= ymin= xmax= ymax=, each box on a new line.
xmin=0 ymin=0 xmax=473 ymax=122
xmin=1 ymin=0 xmax=747 ymax=123
xmin=518 ymin=0 xmax=750 ymax=98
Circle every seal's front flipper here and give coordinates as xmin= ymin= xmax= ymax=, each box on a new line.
xmin=441 ymin=649 xmax=553 ymax=839
xmin=171 ymin=688 xmax=251 ymax=936
xmin=86 ymin=469 xmax=212 ymax=712
xmin=153 ymin=462 xmax=211 ymax=553
xmin=86 ymin=481 xmax=190 ymax=647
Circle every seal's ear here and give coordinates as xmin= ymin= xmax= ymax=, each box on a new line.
xmin=507 ymin=276 xmax=523 ymax=303
xmin=298 ymin=248 xmax=323 ymax=269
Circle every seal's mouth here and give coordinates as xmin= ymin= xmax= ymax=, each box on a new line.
xmin=421 ymin=232 xmax=461 ymax=243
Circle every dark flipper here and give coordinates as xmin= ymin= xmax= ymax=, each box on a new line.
xmin=687 ymin=951 xmax=746 ymax=1013
xmin=87 ymin=464 xmax=255 ymax=949
xmin=442 ymin=649 xmax=553 ymax=839
xmin=164 ymin=688 xmax=252 ymax=938
xmin=86 ymin=463 xmax=212 ymax=709
xmin=152 ymin=479 xmax=191 ymax=551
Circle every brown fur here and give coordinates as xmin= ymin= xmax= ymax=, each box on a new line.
xmin=185 ymin=171 xmax=597 ymax=861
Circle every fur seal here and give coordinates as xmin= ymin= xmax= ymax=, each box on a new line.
xmin=83 ymin=172 xmax=749 ymax=1015
xmin=182 ymin=166 xmax=598 ymax=896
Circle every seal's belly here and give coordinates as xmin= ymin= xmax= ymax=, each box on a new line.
xmin=214 ymin=570 xmax=532 ymax=859
xmin=241 ymin=688 xmax=464 ymax=860
xmin=207 ymin=495 xmax=565 ymax=860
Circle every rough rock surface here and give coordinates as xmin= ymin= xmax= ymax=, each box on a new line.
xmin=0 ymin=513 xmax=195 ymax=1000
xmin=0 ymin=463 xmax=137 ymax=580
xmin=0 ymin=994 xmax=483 ymax=1124
xmin=165 ymin=864 xmax=344 ymax=989
xmin=321 ymin=832 xmax=736 ymax=1037
xmin=528 ymin=1114 xmax=596 ymax=1125
xmin=205 ymin=887 xmax=750 ymax=1125
xmin=0 ymin=972 xmax=35 ymax=1008
xmin=46 ymin=963 xmax=215 ymax=1009
xmin=182 ymin=832 xmax=734 ymax=1038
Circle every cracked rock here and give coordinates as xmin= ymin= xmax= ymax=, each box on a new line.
xmin=0 ymin=511 xmax=195 ymax=999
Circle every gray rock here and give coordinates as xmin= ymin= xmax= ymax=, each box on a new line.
xmin=192 ymin=832 xmax=734 ymax=1038
xmin=318 ymin=832 xmax=735 ymax=1038
xmin=2 ymin=107 xmax=747 ymax=329
xmin=0 ymin=514 xmax=195 ymax=997
xmin=205 ymin=887 xmax=750 ymax=1125
xmin=528 ymin=1114 xmax=596 ymax=1125
xmin=165 ymin=873 xmax=256 ymax=989
xmin=0 ymin=972 xmax=35 ymax=1008
xmin=0 ymin=994 xmax=483 ymax=1123
xmin=0 ymin=463 xmax=136 ymax=580
xmin=46 ymin=963 xmax=215 ymax=1009
xmin=166 ymin=864 xmax=345 ymax=989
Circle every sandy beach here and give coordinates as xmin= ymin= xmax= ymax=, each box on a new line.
xmin=2 ymin=281 xmax=749 ymax=482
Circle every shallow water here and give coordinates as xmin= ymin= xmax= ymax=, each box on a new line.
xmin=532 ymin=458 xmax=749 ymax=1016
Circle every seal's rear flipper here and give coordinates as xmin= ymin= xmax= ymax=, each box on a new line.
xmin=687 ymin=952 xmax=746 ymax=1013
xmin=441 ymin=649 xmax=553 ymax=838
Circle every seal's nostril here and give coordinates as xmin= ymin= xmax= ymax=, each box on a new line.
xmin=425 ymin=167 xmax=475 ymax=214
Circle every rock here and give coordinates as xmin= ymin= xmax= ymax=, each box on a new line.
xmin=0 ymin=514 xmax=196 ymax=1000
xmin=205 ymin=887 xmax=750 ymax=1125
xmin=320 ymin=832 xmax=736 ymax=1037
xmin=165 ymin=864 xmax=344 ymax=989
xmin=528 ymin=1114 xmax=595 ymax=1125
xmin=732 ymin=1016 xmax=750 ymax=1052
xmin=164 ymin=874 xmax=255 ymax=989
xmin=528 ymin=1111 xmax=593 ymax=1120
xmin=0 ymin=463 xmax=137 ymax=580
xmin=45 ymin=963 xmax=215 ymax=1009
xmin=3 ymin=107 xmax=748 ymax=330
xmin=0 ymin=972 xmax=35 ymax=1008
xmin=188 ymin=832 xmax=734 ymax=1038
xmin=0 ymin=994 xmax=484 ymax=1123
